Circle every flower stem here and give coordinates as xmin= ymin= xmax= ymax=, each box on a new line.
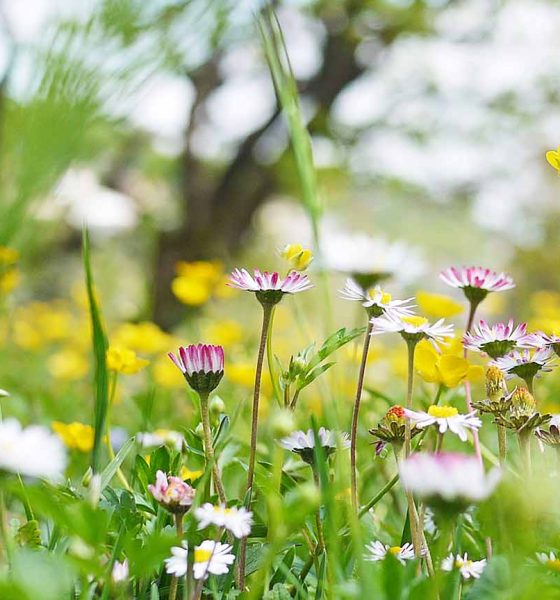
xmin=266 ymin=306 xmax=283 ymax=405
xmin=169 ymin=513 xmax=184 ymax=600
xmin=311 ymin=466 xmax=325 ymax=553
xmin=464 ymin=301 xmax=482 ymax=465
xmin=107 ymin=373 xmax=131 ymax=491
xmin=350 ymin=319 xmax=373 ymax=512
xmin=497 ymin=424 xmax=507 ymax=466
xmin=524 ymin=374 xmax=535 ymax=396
xmin=239 ymin=302 xmax=274 ymax=591
xmin=518 ymin=430 xmax=532 ymax=474
xmin=199 ymin=392 xmax=227 ymax=505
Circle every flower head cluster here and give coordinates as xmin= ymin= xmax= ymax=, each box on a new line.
xmin=195 ymin=503 xmax=253 ymax=539
xmin=169 ymin=344 xmax=224 ymax=394
xmin=399 ymin=452 xmax=500 ymax=511
xmin=0 ymin=418 xmax=67 ymax=479
xmin=463 ymin=319 xmax=531 ymax=359
xmin=490 ymin=347 xmax=556 ymax=384
xmin=441 ymin=553 xmax=486 ymax=579
xmin=494 ymin=387 xmax=551 ymax=432
xmin=369 ymin=405 xmax=421 ymax=447
xmin=165 ymin=540 xmax=235 ymax=580
xmin=404 ymin=405 xmax=482 ymax=442
xmin=229 ymin=268 xmax=312 ymax=305
xmin=371 ymin=313 xmax=454 ymax=348
xmin=340 ymin=278 xmax=414 ymax=318
xmin=280 ymin=427 xmax=350 ymax=465
xmin=148 ymin=470 xmax=195 ymax=514
xmin=472 ymin=366 xmax=511 ymax=416
xmin=365 ymin=541 xmax=415 ymax=564
xmin=440 ymin=266 xmax=515 ymax=305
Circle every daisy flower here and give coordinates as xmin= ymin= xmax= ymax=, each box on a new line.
xmin=168 ymin=344 xmax=224 ymax=394
xmin=399 ymin=452 xmax=500 ymax=508
xmin=463 ymin=319 xmax=532 ymax=359
xmin=195 ymin=503 xmax=253 ymax=538
xmin=537 ymin=551 xmax=560 ymax=572
xmin=0 ymin=418 xmax=67 ymax=479
xmin=339 ymin=278 xmax=414 ymax=318
xmin=404 ymin=405 xmax=482 ymax=442
xmin=440 ymin=266 xmax=514 ymax=305
xmin=164 ymin=542 xmax=189 ymax=577
xmin=321 ymin=232 xmax=424 ymax=287
xmin=441 ymin=553 xmax=486 ymax=579
xmin=193 ymin=540 xmax=235 ymax=580
xmin=280 ymin=427 xmax=350 ymax=464
xmin=490 ymin=347 xmax=556 ymax=384
xmin=148 ymin=470 xmax=195 ymax=514
xmin=111 ymin=559 xmax=129 ymax=585
xmin=364 ymin=541 xmax=415 ymax=564
xmin=370 ymin=313 xmax=454 ymax=349
xmin=526 ymin=331 xmax=560 ymax=357
xmin=228 ymin=269 xmax=312 ymax=305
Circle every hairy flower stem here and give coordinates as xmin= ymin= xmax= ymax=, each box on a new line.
xmin=464 ymin=301 xmax=482 ymax=464
xmin=266 ymin=306 xmax=282 ymax=405
xmin=524 ymin=375 xmax=535 ymax=396
xmin=403 ymin=340 xmax=424 ymax=560
xmin=239 ymin=302 xmax=274 ymax=591
xmin=168 ymin=514 xmax=184 ymax=600
xmin=350 ymin=320 xmax=373 ymax=512
xmin=312 ymin=466 xmax=326 ymax=553
xmin=497 ymin=424 xmax=507 ymax=466
xmin=199 ymin=392 xmax=227 ymax=505
xmin=518 ymin=430 xmax=532 ymax=475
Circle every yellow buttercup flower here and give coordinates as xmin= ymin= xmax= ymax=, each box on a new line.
xmin=48 ymin=348 xmax=89 ymax=381
xmin=415 ymin=339 xmax=482 ymax=388
xmin=0 ymin=269 xmax=20 ymax=294
xmin=172 ymin=276 xmax=212 ymax=306
xmin=227 ymin=363 xmax=256 ymax=388
xmin=52 ymin=421 xmax=94 ymax=452
xmin=0 ymin=246 xmax=19 ymax=265
xmin=546 ymin=146 xmax=560 ymax=173
xmin=180 ymin=466 xmax=203 ymax=481
xmin=112 ymin=322 xmax=171 ymax=354
xmin=106 ymin=346 xmax=149 ymax=375
xmin=152 ymin=355 xmax=185 ymax=389
xmin=280 ymin=244 xmax=314 ymax=271
xmin=172 ymin=261 xmax=227 ymax=307
xmin=202 ymin=319 xmax=243 ymax=347
xmin=416 ymin=291 xmax=463 ymax=318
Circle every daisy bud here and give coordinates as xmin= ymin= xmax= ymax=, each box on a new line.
xmin=169 ymin=344 xmax=224 ymax=395
xmin=510 ymin=387 xmax=536 ymax=419
xmin=209 ymin=396 xmax=226 ymax=415
xmin=486 ymin=366 xmax=508 ymax=403
xmin=384 ymin=405 xmax=406 ymax=426
xmin=270 ymin=409 xmax=296 ymax=439
xmin=280 ymin=244 xmax=313 ymax=271
xmin=148 ymin=470 xmax=195 ymax=514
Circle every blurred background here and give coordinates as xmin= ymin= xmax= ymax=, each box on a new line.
xmin=1 ymin=0 xmax=560 ymax=442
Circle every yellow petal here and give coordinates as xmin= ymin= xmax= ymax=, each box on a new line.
xmin=546 ymin=150 xmax=560 ymax=171
xmin=415 ymin=342 xmax=440 ymax=383
xmin=416 ymin=291 xmax=464 ymax=318
xmin=438 ymin=355 xmax=469 ymax=388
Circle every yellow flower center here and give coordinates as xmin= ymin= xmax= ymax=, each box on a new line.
xmin=402 ymin=316 xmax=428 ymax=328
xmin=389 ymin=546 xmax=402 ymax=555
xmin=547 ymin=559 xmax=560 ymax=572
xmin=194 ymin=548 xmax=213 ymax=563
xmin=427 ymin=405 xmax=458 ymax=418
xmin=214 ymin=506 xmax=232 ymax=515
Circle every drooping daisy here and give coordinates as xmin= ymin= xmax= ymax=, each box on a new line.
xmin=370 ymin=313 xmax=454 ymax=349
xmin=168 ymin=344 xmax=224 ymax=394
xmin=399 ymin=452 xmax=500 ymax=508
xmin=535 ymin=415 xmax=560 ymax=448
xmin=228 ymin=269 xmax=312 ymax=305
xmin=440 ymin=266 xmax=515 ymax=305
xmin=490 ymin=347 xmax=556 ymax=384
xmin=280 ymin=427 xmax=350 ymax=464
xmin=192 ymin=540 xmax=235 ymax=580
xmin=526 ymin=331 xmax=560 ymax=357
xmin=463 ymin=319 xmax=532 ymax=359
xmin=339 ymin=278 xmax=414 ymax=318
xmin=0 ymin=418 xmax=67 ymax=479
xmin=536 ymin=551 xmax=560 ymax=572
xmin=364 ymin=541 xmax=415 ymax=565
xmin=321 ymin=231 xmax=424 ymax=287
xmin=441 ymin=553 xmax=486 ymax=579
xmin=148 ymin=470 xmax=195 ymax=514
xmin=195 ymin=503 xmax=253 ymax=539
xmin=404 ymin=405 xmax=482 ymax=442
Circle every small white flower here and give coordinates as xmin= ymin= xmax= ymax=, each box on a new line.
xmin=463 ymin=319 xmax=532 ymax=358
xmin=193 ymin=540 xmax=235 ymax=580
xmin=404 ymin=405 xmax=482 ymax=442
xmin=340 ymin=279 xmax=414 ymax=317
xmin=137 ymin=430 xmax=184 ymax=451
xmin=195 ymin=503 xmax=253 ymax=539
xmin=165 ymin=542 xmax=189 ymax=577
xmin=371 ymin=313 xmax=454 ymax=349
xmin=280 ymin=428 xmax=350 ymax=454
xmin=111 ymin=559 xmax=129 ymax=584
xmin=0 ymin=418 xmax=66 ymax=479
xmin=490 ymin=348 xmax=556 ymax=379
xmin=536 ymin=551 xmax=560 ymax=572
xmin=365 ymin=541 xmax=415 ymax=564
xmin=441 ymin=553 xmax=486 ymax=579
xmin=423 ymin=507 xmax=437 ymax=536
xmin=399 ymin=452 xmax=500 ymax=506
xmin=0 ymin=388 xmax=9 ymax=397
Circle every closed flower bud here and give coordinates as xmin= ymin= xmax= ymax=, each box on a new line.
xmin=210 ymin=396 xmax=226 ymax=415
xmin=169 ymin=344 xmax=224 ymax=395
xmin=486 ymin=366 xmax=508 ymax=403
xmin=383 ymin=405 xmax=406 ymax=426
xmin=270 ymin=409 xmax=296 ymax=438
xmin=510 ymin=387 xmax=536 ymax=418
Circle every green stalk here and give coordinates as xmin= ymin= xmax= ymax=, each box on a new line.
xmin=169 ymin=513 xmax=184 ymax=600
xmin=518 ymin=430 xmax=532 ymax=474
xmin=497 ymin=424 xmax=507 ymax=466
xmin=199 ymin=391 xmax=227 ymax=505
xmin=106 ymin=372 xmax=131 ymax=491
xmin=266 ymin=306 xmax=282 ymax=405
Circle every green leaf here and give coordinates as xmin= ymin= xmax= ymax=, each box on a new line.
xmin=300 ymin=362 xmax=335 ymax=390
xmin=99 ymin=437 xmax=136 ymax=491
xmin=82 ymin=229 xmax=109 ymax=474
xmin=14 ymin=521 xmax=42 ymax=549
